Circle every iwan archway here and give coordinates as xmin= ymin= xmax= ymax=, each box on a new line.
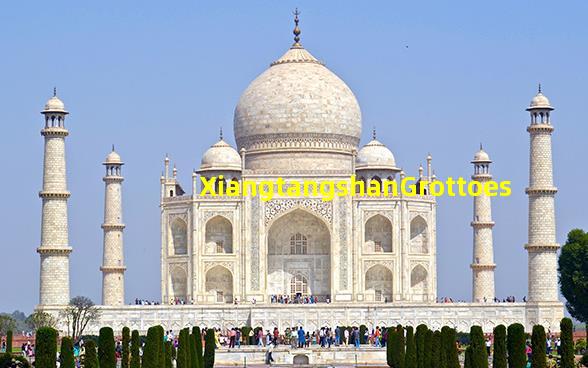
xmin=267 ymin=209 xmax=331 ymax=301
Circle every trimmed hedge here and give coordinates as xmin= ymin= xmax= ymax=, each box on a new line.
xmin=415 ymin=324 xmax=428 ymax=368
xmin=142 ymin=326 xmax=160 ymax=368
xmin=176 ymin=328 xmax=189 ymax=368
xmin=122 ymin=327 xmax=130 ymax=368
xmin=193 ymin=326 xmax=204 ymax=368
xmin=492 ymin=325 xmax=507 ymax=368
xmin=84 ymin=340 xmax=99 ymax=368
xmin=560 ymin=318 xmax=574 ymax=368
xmin=5 ymin=331 xmax=11 ymax=355
xmin=98 ymin=326 xmax=116 ymax=368
xmin=36 ymin=327 xmax=58 ymax=368
xmin=203 ymin=328 xmax=216 ymax=368
xmin=405 ymin=326 xmax=417 ymax=368
xmin=423 ymin=329 xmax=433 ymax=368
xmin=531 ymin=325 xmax=546 ymax=368
xmin=59 ymin=336 xmax=75 ymax=368
xmin=165 ymin=341 xmax=173 ymax=368
xmin=507 ymin=323 xmax=526 ymax=368
xmin=469 ymin=325 xmax=488 ymax=368
xmin=444 ymin=327 xmax=459 ymax=368
xmin=130 ymin=329 xmax=141 ymax=368
xmin=387 ymin=327 xmax=396 ymax=368
xmin=431 ymin=330 xmax=441 ymax=368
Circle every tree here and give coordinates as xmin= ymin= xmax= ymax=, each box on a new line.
xmin=405 ymin=326 xmax=417 ymax=368
xmin=193 ymin=326 xmax=204 ymax=368
xmin=203 ymin=328 xmax=216 ymax=368
xmin=395 ymin=325 xmax=406 ymax=368
xmin=492 ymin=325 xmax=507 ymax=368
xmin=176 ymin=328 xmax=189 ymax=368
xmin=469 ymin=326 xmax=488 ymax=368
xmin=464 ymin=346 xmax=473 ymax=368
xmin=59 ymin=296 xmax=100 ymax=342
xmin=36 ymin=327 xmax=58 ymax=368
xmin=443 ymin=327 xmax=459 ymax=368
xmin=190 ymin=331 xmax=199 ymax=368
xmin=423 ymin=329 xmax=433 ymax=368
xmin=122 ymin=327 xmax=131 ymax=368
xmin=25 ymin=311 xmax=57 ymax=331
xmin=415 ymin=324 xmax=428 ymax=368
xmin=531 ymin=325 xmax=546 ymax=368
xmin=507 ymin=323 xmax=526 ymax=368
xmin=99 ymin=326 xmax=116 ymax=368
xmin=156 ymin=326 xmax=166 ymax=368
xmin=0 ymin=316 xmax=15 ymax=336
xmin=387 ymin=327 xmax=396 ymax=367
xmin=84 ymin=340 xmax=99 ymax=368
xmin=360 ymin=325 xmax=368 ymax=344
xmin=5 ymin=331 xmax=11 ymax=354
xmin=59 ymin=336 xmax=75 ymax=368
xmin=431 ymin=330 xmax=441 ymax=368
xmin=142 ymin=326 xmax=160 ymax=368
xmin=130 ymin=329 xmax=141 ymax=368
xmin=560 ymin=318 xmax=574 ymax=368
xmin=165 ymin=341 xmax=173 ymax=368
xmin=558 ymin=229 xmax=588 ymax=334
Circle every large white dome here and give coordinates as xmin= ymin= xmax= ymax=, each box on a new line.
xmin=233 ymin=45 xmax=362 ymax=153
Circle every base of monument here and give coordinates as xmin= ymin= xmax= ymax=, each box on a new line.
xmin=38 ymin=301 xmax=564 ymax=335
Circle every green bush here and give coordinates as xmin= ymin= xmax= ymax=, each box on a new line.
xmin=387 ymin=327 xmax=396 ymax=367
xmin=203 ymin=328 xmax=216 ymax=368
xmin=241 ymin=326 xmax=252 ymax=345
xmin=130 ymin=329 xmax=141 ymax=368
xmin=443 ymin=327 xmax=459 ymax=368
xmin=423 ymin=329 xmax=433 ymax=368
xmin=142 ymin=326 xmax=160 ymax=368
xmin=0 ymin=353 xmax=31 ymax=368
xmin=415 ymin=324 xmax=428 ymax=368
xmin=492 ymin=325 xmax=507 ymax=368
xmin=193 ymin=326 xmax=204 ymax=368
xmin=580 ymin=351 xmax=588 ymax=368
xmin=84 ymin=340 xmax=99 ymax=368
xmin=36 ymin=326 xmax=58 ymax=368
xmin=531 ymin=325 xmax=546 ymax=368
xmin=560 ymin=318 xmax=574 ymax=368
xmin=5 ymin=331 xmax=11 ymax=355
xmin=431 ymin=330 xmax=441 ymax=368
xmin=98 ymin=326 xmax=116 ymax=368
xmin=176 ymin=328 xmax=189 ymax=368
xmin=165 ymin=341 xmax=173 ymax=368
xmin=122 ymin=327 xmax=130 ymax=368
xmin=405 ymin=326 xmax=417 ymax=368
xmin=360 ymin=325 xmax=368 ymax=344
xmin=469 ymin=326 xmax=488 ymax=368
xmin=395 ymin=325 xmax=406 ymax=368
xmin=190 ymin=331 xmax=198 ymax=368
xmin=59 ymin=336 xmax=75 ymax=368
xmin=156 ymin=326 xmax=165 ymax=368
xmin=507 ymin=323 xmax=526 ymax=368
xmin=576 ymin=339 xmax=587 ymax=354
xmin=464 ymin=346 xmax=473 ymax=368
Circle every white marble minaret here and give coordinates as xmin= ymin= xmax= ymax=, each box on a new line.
xmin=100 ymin=148 xmax=126 ymax=306
xmin=525 ymin=86 xmax=559 ymax=302
xmin=470 ymin=146 xmax=496 ymax=302
xmin=38 ymin=89 xmax=72 ymax=306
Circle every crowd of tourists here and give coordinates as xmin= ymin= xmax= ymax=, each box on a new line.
xmin=269 ymin=294 xmax=331 ymax=304
xmin=437 ymin=295 xmax=526 ymax=303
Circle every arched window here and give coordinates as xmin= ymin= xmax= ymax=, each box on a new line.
xmin=171 ymin=219 xmax=188 ymax=255
xmin=364 ymin=215 xmax=392 ymax=253
xmin=290 ymin=233 xmax=308 ymax=254
xmin=410 ymin=216 xmax=428 ymax=253
xmin=290 ymin=274 xmax=309 ymax=298
xmin=205 ymin=216 xmax=233 ymax=254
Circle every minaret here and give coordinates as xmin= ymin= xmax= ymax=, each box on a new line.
xmin=38 ymin=89 xmax=72 ymax=306
xmin=525 ymin=86 xmax=559 ymax=302
xmin=470 ymin=146 xmax=496 ymax=302
xmin=101 ymin=147 xmax=127 ymax=306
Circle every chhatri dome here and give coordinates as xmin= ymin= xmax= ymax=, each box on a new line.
xmin=199 ymin=129 xmax=242 ymax=172
xmin=104 ymin=148 xmax=123 ymax=164
xmin=472 ymin=145 xmax=491 ymax=163
xmin=233 ymin=10 xmax=361 ymax=171
xmin=528 ymin=84 xmax=553 ymax=110
xmin=43 ymin=88 xmax=68 ymax=113
xmin=356 ymin=129 xmax=398 ymax=170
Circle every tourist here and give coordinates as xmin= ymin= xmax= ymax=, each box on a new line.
xmin=353 ymin=327 xmax=360 ymax=348
xmin=265 ymin=342 xmax=275 ymax=365
xmin=229 ymin=328 xmax=236 ymax=348
xmin=344 ymin=328 xmax=350 ymax=345
xmin=257 ymin=329 xmax=264 ymax=347
xmin=235 ymin=328 xmax=241 ymax=348
xmin=297 ymin=326 xmax=306 ymax=348
xmin=486 ymin=338 xmax=492 ymax=355
xmin=375 ymin=327 xmax=381 ymax=347
xmin=335 ymin=326 xmax=341 ymax=346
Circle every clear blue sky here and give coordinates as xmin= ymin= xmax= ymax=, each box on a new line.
xmin=1 ymin=0 xmax=587 ymax=313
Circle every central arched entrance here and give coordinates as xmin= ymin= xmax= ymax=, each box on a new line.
xmin=267 ymin=209 xmax=331 ymax=301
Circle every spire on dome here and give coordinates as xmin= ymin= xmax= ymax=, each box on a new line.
xmin=293 ymin=8 xmax=301 ymax=47
xmin=538 ymin=83 xmax=542 ymax=94
xmin=372 ymin=127 xmax=377 ymax=140
xmin=53 ymin=87 xmax=57 ymax=97
xmin=219 ymin=127 xmax=223 ymax=140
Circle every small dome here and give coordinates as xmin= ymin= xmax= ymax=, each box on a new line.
xmin=356 ymin=139 xmax=398 ymax=170
xmin=199 ymin=139 xmax=241 ymax=171
xmin=43 ymin=95 xmax=67 ymax=113
xmin=105 ymin=150 xmax=122 ymax=164
xmin=472 ymin=148 xmax=491 ymax=163
xmin=527 ymin=88 xmax=553 ymax=110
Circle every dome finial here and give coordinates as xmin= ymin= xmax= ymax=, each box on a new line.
xmin=219 ymin=127 xmax=223 ymax=140
xmin=538 ymin=83 xmax=542 ymax=94
xmin=372 ymin=127 xmax=377 ymax=140
xmin=112 ymin=144 xmax=115 ymax=152
xmin=480 ymin=142 xmax=483 ymax=150
xmin=53 ymin=87 xmax=57 ymax=97
xmin=292 ymin=8 xmax=301 ymax=47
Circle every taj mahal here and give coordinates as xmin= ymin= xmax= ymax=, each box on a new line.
xmin=36 ymin=14 xmax=564 ymax=336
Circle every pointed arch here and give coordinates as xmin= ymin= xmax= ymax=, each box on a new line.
xmin=205 ymin=215 xmax=233 ymax=254
xmin=171 ymin=218 xmax=188 ymax=255
xmin=410 ymin=215 xmax=428 ymax=253
xmin=410 ymin=264 xmax=429 ymax=301
xmin=364 ymin=214 xmax=392 ymax=253
xmin=170 ymin=266 xmax=188 ymax=301
xmin=365 ymin=264 xmax=393 ymax=302
xmin=205 ymin=265 xmax=233 ymax=303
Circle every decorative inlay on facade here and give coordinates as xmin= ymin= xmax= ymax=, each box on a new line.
xmin=364 ymin=210 xmax=394 ymax=223
xmin=237 ymin=133 xmax=359 ymax=153
xmin=364 ymin=260 xmax=394 ymax=272
xmin=204 ymin=261 xmax=235 ymax=273
xmin=202 ymin=211 xmax=233 ymax=223
xmin=265 ymin=199 xmax=332 ymax=226
xmin=338 ymin=199 xmax=348 ymax=289
xmin=250 ymin=197 xmax=260 ymax=290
